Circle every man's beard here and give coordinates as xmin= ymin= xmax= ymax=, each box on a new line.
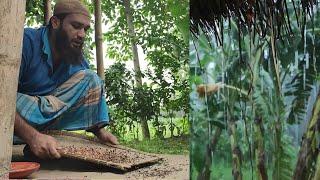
xmin=55 ymin=27 xmax=84 ymax=65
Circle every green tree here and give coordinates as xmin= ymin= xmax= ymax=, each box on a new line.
xmin=25 ymin=0 xmax=189 ymax=141
xmin=102 ymin=0 xmax=189 ymax=139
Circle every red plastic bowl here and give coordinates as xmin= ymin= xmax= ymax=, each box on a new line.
xmin=9 ymin=162 xmax=40 ymax=179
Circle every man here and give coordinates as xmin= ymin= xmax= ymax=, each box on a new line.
xmin=15 ymin=0 xmax=118 ymax=159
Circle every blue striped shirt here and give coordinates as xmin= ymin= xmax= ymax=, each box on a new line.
xmin=18 ymin=26 xmax=89 ymax=95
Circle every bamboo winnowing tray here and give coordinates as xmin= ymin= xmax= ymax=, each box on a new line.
xmin=43 ymin=130 xmax=162 ymax=171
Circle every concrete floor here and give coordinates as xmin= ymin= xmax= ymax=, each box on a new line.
xmin=12 ymin=145 xmax=189 ymax=179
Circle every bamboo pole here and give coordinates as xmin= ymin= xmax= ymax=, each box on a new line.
xmin=0 ymin=1 xmax=26 ymax=178
xmin=229 ymin=120 xmax=243 ymax=180
xmin=43 ymin=0 xmax=51 ymax=25
xmin=254 ymin=117 xmax=268 ymax=180
xmin=94 ymin=0 xmax=105 ymax=80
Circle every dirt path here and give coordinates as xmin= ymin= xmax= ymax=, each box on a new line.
xmin=12 ymin=145 xmax=189 ymax=179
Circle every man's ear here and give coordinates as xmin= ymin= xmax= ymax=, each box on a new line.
xmin=51 ymin=16 xmax=61 ymax=29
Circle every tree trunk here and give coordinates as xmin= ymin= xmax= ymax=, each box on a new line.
xmin=272 ymin=120 xmax=283 ymax=180
xmin=0 ymin=1 xmax=26 ymax=178
xmin=293 ymin=93 xmax=320 ymax=180
xmin=210 ymin=127 xmax=222 ymax=154
xmin=43 ymin=0 xmax=51 ymax=25
xmin=197 ymin=143 xmax=212 ymax=180
xmin=123 ymin=0 xmax=142 ymax=86
xmin=170 ymin=110 xmax=174 ymax=137
xmin=229 ymin=120 xmax=243 ymax=180
xmin=94 ymin=0 xmax=105 ymax=80
xmin=123 ymin=0 xmax=150 ymax=139
xmin=197 ymin=127 xmax=222 ymax=180
xmin=254 ymin=117 xmax=268 ymax=180
xmin=141 ymin=117 xmax=150 ymax=140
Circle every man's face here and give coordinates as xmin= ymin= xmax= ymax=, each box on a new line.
xmin=54 ymin=14 xmax=90 ymax=64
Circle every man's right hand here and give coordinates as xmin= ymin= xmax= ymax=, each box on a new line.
xmin=28 ymin=132 xmax=61 ymax=159
xmin=14 ymin=113 xmax=61 ymax=159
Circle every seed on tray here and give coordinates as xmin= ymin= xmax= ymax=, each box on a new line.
xmin=60 ymin=145 xmax=147 ymax=164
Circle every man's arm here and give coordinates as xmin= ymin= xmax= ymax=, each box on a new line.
xmin=14 ymin=113 xmax=61 ymax=159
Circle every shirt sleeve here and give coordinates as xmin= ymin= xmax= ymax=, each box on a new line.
xmin=18 ymin=30 xmax=33 ymax=86
xmin=82 ymin=57 xmax=90 ymax=69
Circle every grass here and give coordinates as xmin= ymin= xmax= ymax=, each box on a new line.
xmin=192 ymin=158 xmax=300 ymax=180
xmin=104 ymin=117 xmax=189 ymax=154
xmin=211 ymin=165 xmax=258 ymax=180
xmin=72 ymin=127 xmax=189 ymax=155
xmin=191 ymin=163 xmax=271 ymax=180
xmin=121 ymin=135 xmax=189 ymax=155
xmin=113 ymin=117 xmax=189 ymax=141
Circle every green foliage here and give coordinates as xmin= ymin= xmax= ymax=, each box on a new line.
xmin=105 ymin=62 xmax=188 ymax=139
xmin=167 ymin=0 xmax=189 ymax=44
xmin=73 ymin=129 xmax=188 ymax=154
xmin=104 ymin=62 xmax=134 ymax=137
xmin=25 ymin=0 xmax=189 ymax=141
xmin=101 ymin=0 xmax=189 ymax=139
xmin=102 ymin=0 xmax=189 ymax=118
xmin=105 ymin=62 xmax=133 ymax=110
xmin=272 ymin=135 xmax=296 ymax=180
xmin=190 ymin=3 xmax=320 ymax=179
xmin=122 ymin=135 xmax=189 ymax=154
xmin=25 ymin=0 xmax=44 ymax=26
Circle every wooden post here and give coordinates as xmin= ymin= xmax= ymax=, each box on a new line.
xmin=94 ymin=0 xmax=105 ymax=80
xmin=44 ymin=0 xmax=52 ymax=25
xmin=0 ymin=0 xmax=26 ymax=178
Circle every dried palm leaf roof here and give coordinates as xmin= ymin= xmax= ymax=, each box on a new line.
xmin=190 ymin=0 xmax=319 ymax=44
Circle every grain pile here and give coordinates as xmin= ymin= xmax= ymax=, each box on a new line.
xmin=60 ymin=145 xmax=144 ymax=164
xmin=45 ymin=131 xmax=162 ymax=171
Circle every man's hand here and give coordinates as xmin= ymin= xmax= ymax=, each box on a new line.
xmin=28 ymin=132 xmax=61 ymax=159
xmin=14 ymin=113 xmax=61 ymax=159
xmin=94 ymin=128 xmax=119 ymax=145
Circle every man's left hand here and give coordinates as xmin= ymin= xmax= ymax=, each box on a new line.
xmin=94 ymin=128 xmax=119 ymax=145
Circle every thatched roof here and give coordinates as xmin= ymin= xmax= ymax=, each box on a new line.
xmin=190 ymin=0 xmax=319 ymax=44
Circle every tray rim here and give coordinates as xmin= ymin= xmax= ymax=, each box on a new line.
xmin=43 ymin=130 xmax=163 ymax=171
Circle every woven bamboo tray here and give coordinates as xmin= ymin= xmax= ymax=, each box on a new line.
xmin=42 ymin=130 xmax=162 ymax=171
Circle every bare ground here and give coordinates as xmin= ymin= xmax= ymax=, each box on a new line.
xmin=12 ymin=145 xmax=189 ymax=179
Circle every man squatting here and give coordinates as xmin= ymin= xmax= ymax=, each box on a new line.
xmin=14 ymin=0 xmax=118 ymax=159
